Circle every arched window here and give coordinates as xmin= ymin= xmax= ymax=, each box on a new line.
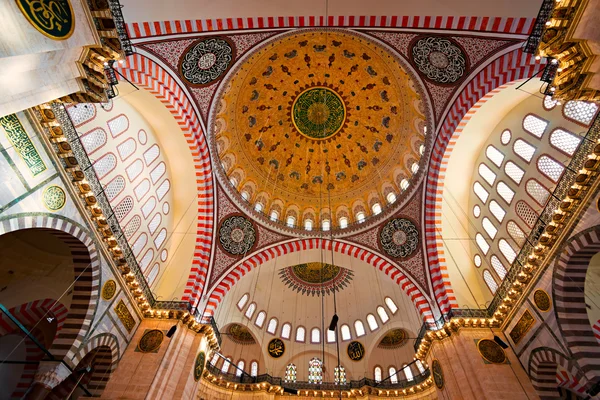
xmin=327 ymin=329 xmax=336 ymax=343
xmin=221 ymin=358 xmax=231 ymax=373
xmin=281 ymin=323 xmax=291 ymax=339
xmin=94 ymin=153 xmax=117 ymax=179
xmin=385 ymin=297 xmax=398 ymax=314
xmin=563 ymin=100 xmax=598 ymax=126
xmin=537 ymin=155 xmax=564 ymax=182
xmin=237 ymin=294 xmax=249 ymax=310
xmin=550 ymin=128 xmax=581 ymax=156
xmin=270 ymin=210 xmax=279 ymax=221
xmin=497 ymin=181 xmax=515 ymax=204
xmin=250 ymin=361 xmax=258 ymax=377
xmin=501 ymin=129 xmax=512 ymax=145
xmin=286 ymin=216 xmax=296 ymax=227
xmin=254 ymin=202 xmax=263 ymax=212
xmin=419 ymin=144 xmax=425 ymax=155
xmin=513 ymin=139 xmax=536 ymax=163
xmin=416 ymin=360 xmax=426 ymax=374
xmin=499 ymin=239 xmax=517 ymax=264
xmin=372 ymin=203 xmax=382 ymax=215
xmin=377 ymin=306 xmax=389 ymax=323
xmin=311 ymin=327 xmax=321 ymax=343
xmin=245 ymin=303 xmax=256 ymax=319
xmin=308 ymin=358 xmax=323 ymax=384
xmin=241 ymin=190 xmax=250 ymax=201
xmin=374 ymin=366 xmax=382 ymax=383
xmin=411 ymin=162 xmax=419 ymax=174
xmin=296 ymin=326 xmax=306 ymax=342
xmin=236 ymin=360 xmax=245 ymax=377
xmin=507 ymin=221 xmax=526 ymax=247
xmin=229 ymin=177 xmax=238 ymax=187
xmin=285 ymin=364 xmax=297 ymax=383
xmin=210 ymin=353 xmax=220 ymax=366
xmin=367 ymin=314 xmax=378 ymax=331
xmin=304 ymin=219 xmax=313 ymax=231
xmin=322 ymin=219 xmax=331 ymax=231
xmin=400 ymin=179 xmax=409 ymax=190
xmin=478 ymin=164 xmax=496 ymax=185
xmin=105 ymin=175 xmax=126 ymax=201
xmin=150 ymin=162 xmax=165 ymax=184
xmin=482 ymin=217 xmax=498 ymax=239
xmin=267 ymin=318 xmax=278 ymax=334
xmin=526 ymin=179 xmax=550 ymax=206
xmin=403 ymin=364 xmax=414 ymax=381
xmin=356 ymin=212 xmax=366 ymax=223
xmin=341 ymin=324 xmax=351 ymax=341
xmin=491 ymin=255 xmax=508 ymax=280
xmin=516 ymin=200 xmax=538 ymax=228
xmin=486 ymin=145 xmax=504 ymax=167
xmin=473 ymin=182 xmax=489 ymax=203
xmin=523 ymin=114 xmax=548 ymax=138
xmin=354 ymin=320 xmax=366 ymax=337
xmin=473 ymin=205 xmax=481 ymax=218
xmin=387 ymin=192 xmax=397 ymax=204
xmin=339 ymin=217 xmax=348 ymax=229
xmin=474 ymin=255 xmax=482 ymax=267
xmin=334 ymin=366 xmax=347 ymax=385
xmin=483 ymin=270 xmax=498 ymax=293
xmin=114 ymin=196 xmax=134 ymax=221
xmin=389 ymin=367 xmax=398 ymax=384
xmin=543 ymin=95 xmax=557 ymax=110
xmin=489 ymin=200 xmax=506 ymax=223
xmin=80 ymin=128 xmax=107 ymax=154
xmin=255 ymin=311 xmax=266 ymax=328
xmin=475 ymin=233 xmax=490 ymax=254
xmin=505 ymin=161 xmax=525 ymax=184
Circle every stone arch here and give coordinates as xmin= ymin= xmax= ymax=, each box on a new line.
xmin=553 ymin=226 xmax=600 ymax=381
xmin=528 ymin=347 xmax=589 ymax=399
xmin=0 ymin=214 xmax=100 ymax=367
xmin=204 ymin=239 xmax=435 ymax=322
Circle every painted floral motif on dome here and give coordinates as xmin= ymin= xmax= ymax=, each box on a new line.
xmin=227 ymin=324 xmax=256 ymax=345
xmin=291 ymin=86 xmax=347 ymax=140
xmin=219 ymin=215 xmax=256 ymax=255
xmin=380 ymin=218 xmax=419 ymax=258
xmin=43 ymin=185 xmax=66 ymax=211
xmin=378 ymin=328 xmax=408 ymax=349
xmin=411 ymin=36 xmax=467 ymax=84
xmin=279 ymin=262 xmax=353 ymax=296
xmin=180 ymin=37 xmax=234 ymax=86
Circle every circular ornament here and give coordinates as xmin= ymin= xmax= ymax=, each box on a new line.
xmin=380 ymin=218 xmax=419 ymax=258
xmin=291 ymin=87 xmax=346 ymax=140
xmin=477 ymin=339 xmax=506 ymax=364
xmin=219 ymin=215 xmax=256 ymax=255
xmin=194 ymin=352 xmax=205 ymax=381
xmin=160 ymin=249 xmax=168 ymax=261
xmin=411 ymin=37 xmax=466 ymax=84
xmin=101 ymin=280 xmax=117 ymax=300
xmin=378 ymin=329 xmax=408 ymax=349
xmin=347 ymin=341 xmax=365 ymax=361
xmin=43 ymin=186 xmax=66 ymax=211
xmin=180 ymin=38 xmax=234 ymax=86
xmin=267 ymin=338 xmax=285 ymax=358
xmin=533 ymin=289 xmax=551 ymax=312
xmin=16 ymin=0 xmax=75 ymax=40
xmin=432 ymin=359 xmax=444 ymax=389
xmin=138 ymin=329 xmax=164 ymax=353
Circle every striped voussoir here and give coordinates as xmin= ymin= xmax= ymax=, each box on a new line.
xmin=553 ymin=227 xmax=600 ymax=381
xmin=0 ymin=215 xmax=100 ymax=368
xmin=115 ymin=55 xmax=214 ymax=307
xmin=593 ymin=320 xmax=600 ymax=345
xmin=205 ymin=239 xmax=435 ymax=322
xmin=126 ymin=15 xmax=534 ymax=39
xmin=556 ymin=367 xmax=587 ymax=396
xmin=528 ymin=347 xmax=589 ymax=399
xmin=424 ymin=48 xmax=539 ymax=315
xmin=69 ymin=333 xmax=120 ymax=397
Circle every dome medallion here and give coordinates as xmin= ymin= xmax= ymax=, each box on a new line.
xmin=290 ymin=86 xmax=348 ymax=140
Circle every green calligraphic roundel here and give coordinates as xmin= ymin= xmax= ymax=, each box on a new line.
xmin=194 ymin=352 xmax=205 ymax=381
xmin=432 ymin=359 xmax=444 ymax=389
xmin=292 ymin=87 xmax=346 ymax=139
xmin=267 ymin=338 xmax=285 ymax=358
xmin=43 ymin=186 xmax=66 ymax=211
xmin=347 ymin=341 xmax=365 ymax=361
xmin=16 ymin=0 xmax=75 ymax=40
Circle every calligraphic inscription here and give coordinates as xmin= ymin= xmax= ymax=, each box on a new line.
xmin=477 ymin=339 xmax=506 ymax=364
xmin=534 ymin=289 xmax=551 ymax=312
xmin=347 ymin=341 xmax=365 ymax=361
xmin=432 ymin=359 xmax=444 ymax=389
xmin=509 ymin=309 xmax=535 ymax=345
xmin=16 ymin=0 xmax=75 ymax=40
xmin=267 ymin=338 xmax=285 ymax=358
xmin=101 ymin=279 xmax=117 ymax=300
xmin=42 ymin=186 xmax=66 ymax=211
xmin=138 ymin=329 xmax=164 ymax=353
xmin=194 ymin=352 xmax=206 ymax=381
xmin=114 ymin=300 xmax=136 ymax=333
xmin=291 ymin=87 xmax=346 ymax=140
xmin=0 ymin=114 xmax=47 ymax=176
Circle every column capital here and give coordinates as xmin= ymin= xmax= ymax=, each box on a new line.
xmin=32 ymin=361 xmax=71 ymax=390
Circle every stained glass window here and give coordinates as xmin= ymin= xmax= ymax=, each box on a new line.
xmin=505 ymin=161 xmax=525 ymax=184
xmin=484 ymin=270 xmax=498 ymax=293
xmin=354 ymin=320 xmax=366 ymax=337
xmin=94 ymin=153 xmax=116 ymax=179
xmin=513 ymin=139 xmax=536 ymax=162
xmin=385 ymin=297 xmax=398 ymax=314
xmin=507 ymin=221 xmax=526 ymax=247
xmin=389 ymin=367 xmax=398 ymax=384
xmin=143 ymin=144 xmax=160 ymax=165
xmin=237 ymin=294 xmax=248 ymax=310
xmin=285 ymin=364 xmax=297 ymax=383
xmin=479 ymin=164 xmax=496 ymax=185
xmin=114 ymin=196 xmax=134 ymax=222
xmin=367 ymin=314 xmax=379 ymax=331
xmin=308 ymin=358 xmax=323 ymax=384
xmin=335 ymin=366 xmax=347 ymax=385
xmin=374 ymin=367 xmax=382 ymax=383
xmin=107 ymin=114 xmax=129 ymax=137
xmin=251 ymin=361 xmax=258 ymax=377
xmin=123 ymin=215 xmax=141 ymax=239
xmin=245 ymin=303 xmax=256 ymax=319
xmin=105 ymin=176 xmax=125 ymax=201
xmin=516 ymin=200 xmax=538 ymax=228
xmin=538 ymin=155 xmax=564 ymax=182
xmin=563 ymin=100 xmax=598 ymax=126
xmin=550 ymin=129 xmax=581 ymax=155
xmin=497 ymin=181 xmax=515 ymax=204
xmin=377 ymin=306 xmax=389 ymax=323
xmin=486 ymin=145 xmax=504 ymax=167
xmin=489 ymin=200 xmax=506 ymax=223
xmin=473 ymin=182 xmax=489 ymax=203
xmin=499 ymin=239 xmax=517 ymax=264
xmin=491 ymin=255 xmax=507 ymax=280
xmin=482 ymin=217 xmax=497 ymax=239
xmin=281 ymin=323 xmax=291 ymax=339
xmin=523 ymin=114 xmax=548 ymax=138
xmin=267 ymin=318 xmax=278 ymax=334
xmin=117 ymin=138 xmax=136 ymax=161
xmin=80 ymin=128 xmax=107 ymax=154
xmin=341 ymin=324 xmax=351 ymax=341
xmin=501 ymin=129 xmax=512 ymax=145
xmin=475 ymin=233 xmax=490 ymax=254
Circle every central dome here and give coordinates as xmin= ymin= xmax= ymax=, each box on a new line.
xmin=213 ymin=29 xmax=427 ymax=230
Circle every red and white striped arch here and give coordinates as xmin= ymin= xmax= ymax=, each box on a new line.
xmin=204 ymin=239 xmax=436 ymax=322
xmin=115 ymin=55 xmax=215 ymax=305
xmin=0 ymin=298 xmax=68 ymax=337
xmin=127 ymin=15 xmax=534 ymax=39
xmin=424 ymin=48 xmax=539 ymax=314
